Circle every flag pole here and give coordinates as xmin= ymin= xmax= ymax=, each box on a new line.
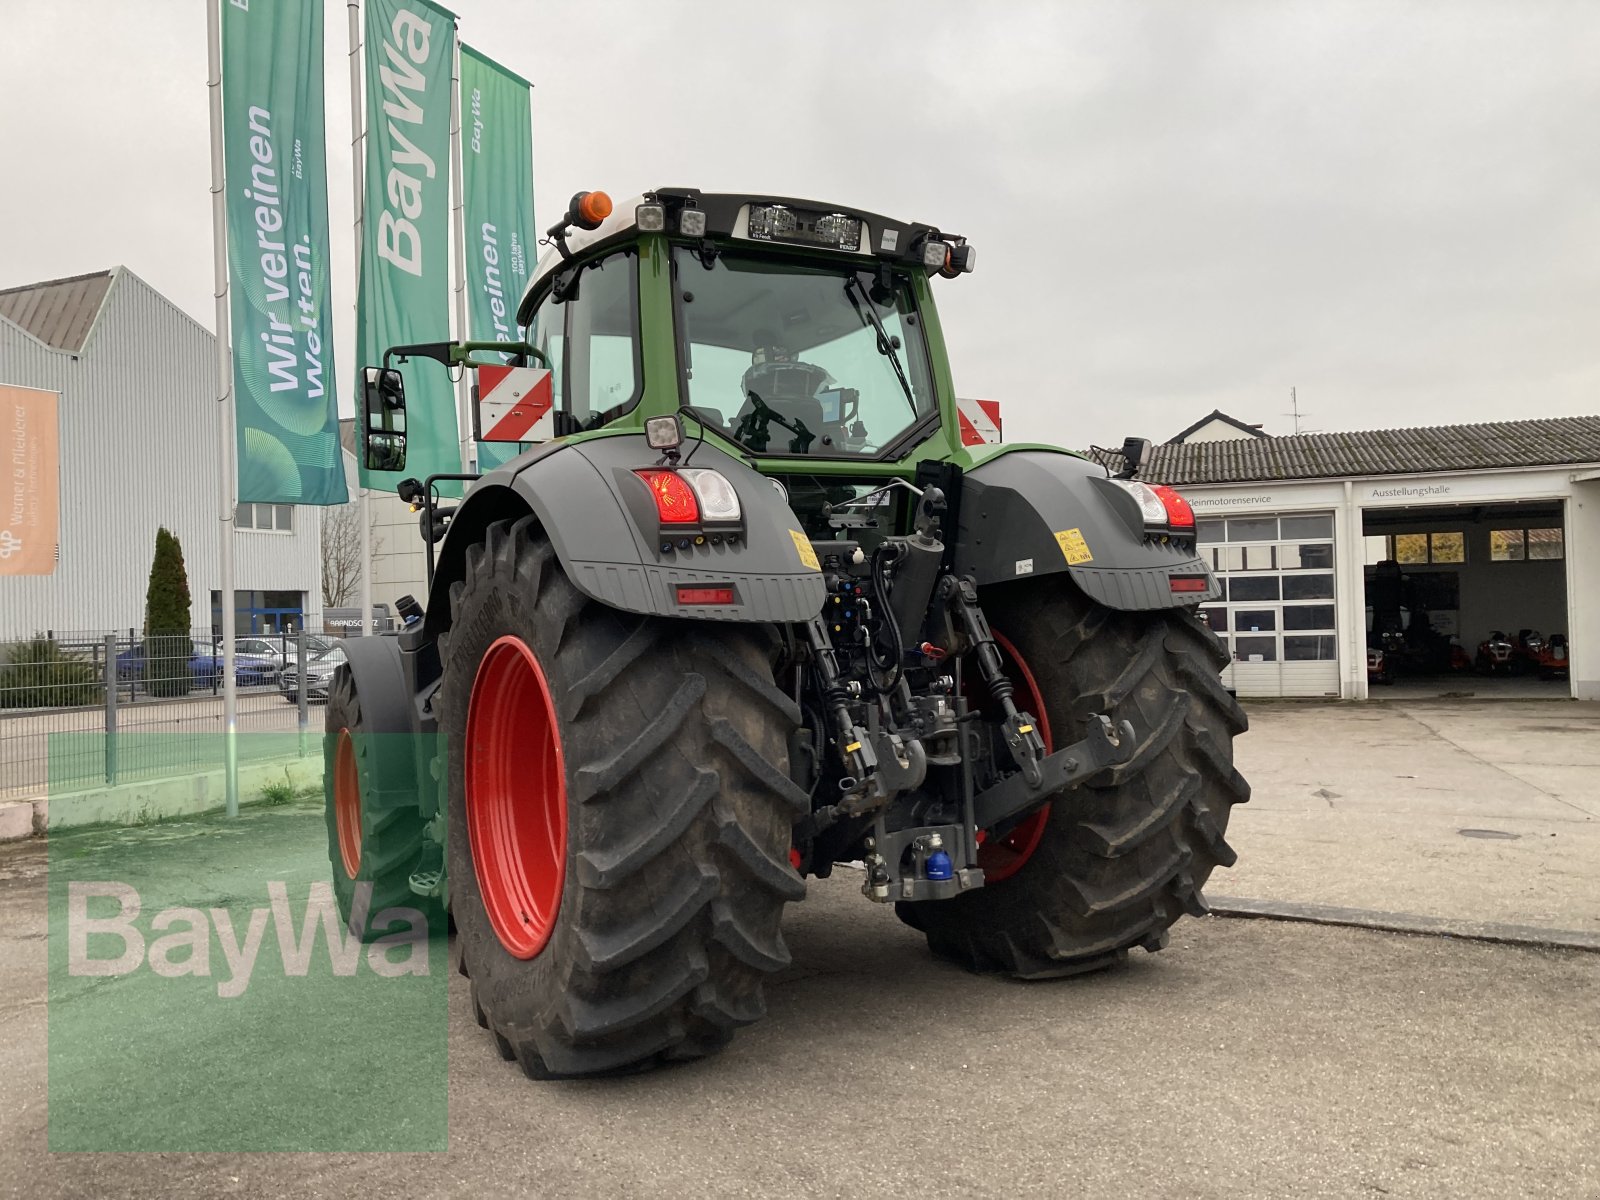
xmin=449 ymin=27 xmax=473 ymax=473
xmin=349 ymin=0 xmax=373 ymax=637
xmin=206 ymin=0 xmax=240 ymax=816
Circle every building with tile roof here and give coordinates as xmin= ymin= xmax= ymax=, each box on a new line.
xmin=1094 ymin=413 xmax=1600 ymax=701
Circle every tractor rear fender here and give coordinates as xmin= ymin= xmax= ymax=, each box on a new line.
xmin=952 ymin=449 xmax=1220 ymax=610
xmin=422 ymin=434 xmax=828 ymax=635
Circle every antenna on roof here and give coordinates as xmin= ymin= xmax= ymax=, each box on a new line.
xmin=1284 ymin=387 xmax=1315 ymax=435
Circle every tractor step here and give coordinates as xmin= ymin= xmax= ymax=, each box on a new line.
xmin=409 ymin=844 xmax=445 ymax=898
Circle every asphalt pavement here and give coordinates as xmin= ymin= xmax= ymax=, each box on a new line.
xmin=1 ymin=799 xmax=1597 ymax=1199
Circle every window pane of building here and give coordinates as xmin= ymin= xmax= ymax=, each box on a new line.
xmin=1196 ymin=519 xmax=1225 ymax=544
xmin=1227 ymin=517 xmax=1278 ymax=542
xmin=1234 ymin=636 xmax=1277 ymax=662
xmin=274 ymin=505 xmax=293 ymax=532
xmin=1241 ymin=545 xmax=1275 ymax=571
xmin=1229 ymin=577 xmax=1280 ymax=602
xmin=1235 ymin=609 xmax=1276 ymax=632
xmin=1279 ymin=542 xmax=1334 ymax=570
xmin=1490 ymin=529 xmax=1525 ymax=561
xmin=1284 ymin=635 xmax=1337 ymax=660
xmin=235 ymin=504 xmax=254 ymax=530
xmin=1527 ymin=528 xmax=1564 ymax=560
xmin=1283 ymin=574 xmax=1335 ymax=600
xmin=1363 ymin=535 xmax=1391 ymax=565
xmin=1430 ymin=532 xmax=1465 ymax=563
xmin=1280 ymin=514 xmax=1333 ymax=539
xmin=1283 ymin=604 xmax=1336 ymax=630
xmin=1394 ymin=533 xmax=1429 ymax=564
xmin=1215 ymin=545 xmax=1244 ymax=572
xmin=1199 ymin=607 xmax=1228 ymax=632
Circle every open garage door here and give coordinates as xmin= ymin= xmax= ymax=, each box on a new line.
xmin=1362 ymin=500 xmax=1571 ymax=698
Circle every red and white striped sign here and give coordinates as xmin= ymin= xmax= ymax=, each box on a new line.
xmin=476 ymin=364 xmax=554 ymax=442
xmin=957 ymin=397 xmax=1002 ymax=446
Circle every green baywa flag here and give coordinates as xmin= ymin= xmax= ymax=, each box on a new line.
xmin=357 ymin=0 xmax=458 ymax=490
xmin=223 ymin=0 xmax=347 ymax=505
xmin=459 ymin=45 xmax=537 ymax=472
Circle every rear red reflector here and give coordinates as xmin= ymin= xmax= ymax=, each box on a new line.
xmin=676 ymin=586 xmax=735 ymax=606
xmin=1169 ymin=576 xmax=1208 ymax=593
xmin=635 ymin=469 xmax=700 ymax=525
xmin=1152 ymin=485 xmax=1195 ymax=529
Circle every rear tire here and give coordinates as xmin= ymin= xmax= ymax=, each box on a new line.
xmin=443 ymin=517 xmax=807 ymax=1078
xmin=322 ymin=667 xmax=437 ymax=940
xmin=896 ymin=580 xmax=1249 ymax=978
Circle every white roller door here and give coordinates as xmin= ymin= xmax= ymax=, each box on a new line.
xmin=1195 ymin=512 xmax=1341 ymax=698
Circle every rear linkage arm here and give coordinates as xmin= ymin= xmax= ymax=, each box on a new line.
xmin=946 ymin=576 xmax=1047 ymax=785
xmin=943 ymin=573 xmax=1139 ymax=832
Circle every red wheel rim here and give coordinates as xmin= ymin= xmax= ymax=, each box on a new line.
xmin=334 ymin=728 xmax=362 ymax=879
xmin=465 ymin=635 xmax=567 ymax=959
xmin=977 ymin=630 xmax=1052 ymax=883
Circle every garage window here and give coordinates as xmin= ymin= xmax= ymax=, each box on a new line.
xmin=1284 ymin=635 xmax=1337 ymax=661
xmin=1283 ymin=574 xmax=1335 ymax=600
xmin=1377 ymin=531 xmax=1464 ymax=565
xmin=1491 ymin=527 xmax=1564 ymax=562
xmin=1235 ymin=635 xmax=1277 ymax=662
xmin=1283 ymin=604 xmax=1336 ymax=630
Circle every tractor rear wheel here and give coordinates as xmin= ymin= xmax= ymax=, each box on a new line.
xmin=322 ymin=667 xmax=436 ymax=940
xmin=442 ymin=517 xmax=806 ymax=1078
xmin=896 ymin=580 xmax=1249 ymax=978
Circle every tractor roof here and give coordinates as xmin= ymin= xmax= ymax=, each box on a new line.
xmin=523 ymin=189 xmax=964 ymax=321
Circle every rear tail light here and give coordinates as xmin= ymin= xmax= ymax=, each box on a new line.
xmin=677 ymin=468 xmax=742 ymax=522
xmin=635 ymin=467 xmax=743 ymax=527
xmin=635 ymin=469 xmax=700 ymax=525
xmin=1108 ymin=479 xmax=1197 ymax=536
xmin=676 ymin=586 xmax=735 ymax=606
xmin=1152 ymin=485 xmax=1195 ymax=529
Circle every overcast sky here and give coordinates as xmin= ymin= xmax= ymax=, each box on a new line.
xmin=2 ymin=1 xmax=1597 ymax=448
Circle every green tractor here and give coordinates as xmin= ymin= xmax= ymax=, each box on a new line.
xmin=331 ymin=187 xmax=1248 ymax=1078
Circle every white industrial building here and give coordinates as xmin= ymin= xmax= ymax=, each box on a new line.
xmin=1126 ymin=415 xmax=1600 ymax=701
xmin=0 ymin=268 xmax=325 ymax=640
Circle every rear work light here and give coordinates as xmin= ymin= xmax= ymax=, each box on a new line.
xmin=676 ymin=586 xmax=735 ymax=606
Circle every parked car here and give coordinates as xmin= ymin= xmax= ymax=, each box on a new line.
xmin=116 ymin=640 xmax=279 ymax=689
xmin=279 ymin=645 xmax=348 ymax=703
xmin=235 ymin=634 xmax=337 ymax=677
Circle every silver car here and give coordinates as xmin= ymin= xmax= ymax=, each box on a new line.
xmin=279 ymin=644 xmax=348 ymax=703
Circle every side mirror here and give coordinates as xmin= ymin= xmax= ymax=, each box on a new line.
xmin=363 ymin=366 xmax=407 ymax=472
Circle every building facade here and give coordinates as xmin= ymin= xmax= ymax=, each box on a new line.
xmin=1124 ymin=417 xmax=1600 ymax=701
xmin=0 ymin=268 xmax=324 ymax=639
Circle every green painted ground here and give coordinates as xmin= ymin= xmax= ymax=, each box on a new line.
xmin=46 ymin=786 xmax=447 ymax=1151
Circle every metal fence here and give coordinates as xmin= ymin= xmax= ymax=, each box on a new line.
xmin=0 ymin=625 xmax=349 ymax=801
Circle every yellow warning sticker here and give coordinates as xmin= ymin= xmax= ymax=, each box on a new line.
xmin=1054 ymin=528 xmax=1093 ymax=565
xmin=789 ymin=529 xmax=821 ymax=571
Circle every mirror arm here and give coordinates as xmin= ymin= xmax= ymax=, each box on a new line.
xmin=416 ymin=473 xmax=483 ymax=588
xmin=453 ymin=341 xmax=549 ymax=370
